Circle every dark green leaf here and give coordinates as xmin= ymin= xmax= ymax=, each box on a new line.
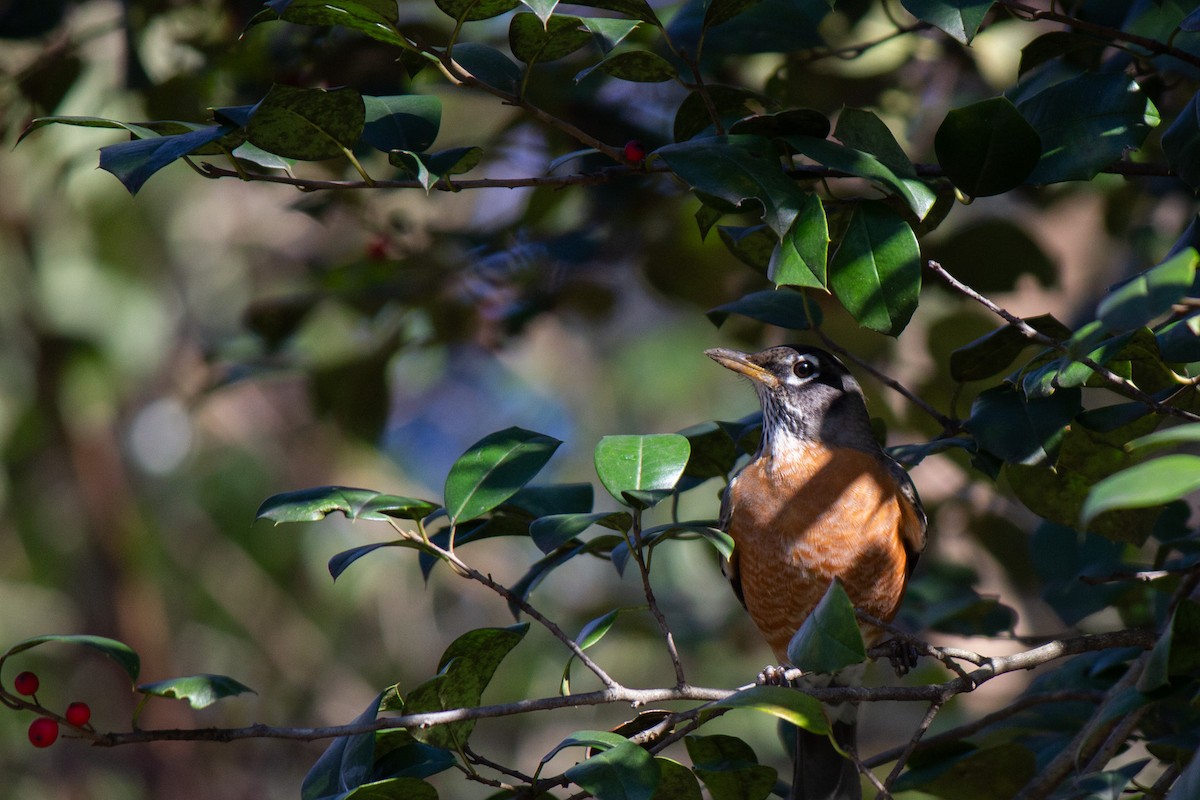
xmin=1018 ymin=31 xmax=1105 ymax=75
xmin=509 ymin=13 xmax=593 ymax=65
xmin=507 ymin=544 xmax=588 ymax=617
xmin=261 ymin=0 xmax=410 ymax=47
xmin=506 ymin=483 xmax=594 ymax=517
xmin=673 ymin=86 xmax=775 ymax=142
xmin=1017 ymin=72 xmax=1159 ymax=184
xmin=657 ymin=136 xmax=806 ymax=237
xmin=934 ymin=97 xmax=1041 ymax=197
xmin=99 ymin=125 xmax=234 ymax=195
xmin=594 ymin=434 xmax=690 ymax=505
xmin=769 ymin=194 xmax=828 ymax=289
xmin=19 ymin=115 xmax=161 ymax=145
xmin=729 ymin=108 xmax=830 ymax=140
xmin=329 ymin=541 xmax=438 ymax=580
xmin=256 ymin=487 xmax=438 ymax=523
xmin=686 ymin=734 xmax=776 ymax=800
xmin=2 ymin=634 xmax=140 ymax=682
xmin=137 ymin=674 xmax=255 ymax=709
xmin=529 ymin=511 xmax=632 ymax=553
xmin=452 ymin=42 xmax=522 ymax=92
xmin=706 ymin=288 xmax=822 ymax=330
xmin=1165 ymin=92 xmax=1200 ymax=190
xmin=900 ymin=0 xmax=993 ymax=44
xmin=828 ymin=202 xmax=921 ymax=336
xmin=677 ymin=420 xmax=740 ymax=480
xmin=785 ymin=580 xmax=867 ymax=673
xmin=783 ymin=135 xmax=935 ymax=219
xmin=893 ymin=742 xmax=1035 ymax=799
xmin=444 ymin=427 xmax=561 ymax=524
xmin=712 ymin=686 xmax=829 ymax=734
xmin=717 ymin=225 xmax=776 ymax=272
xmin=565 ymin=741 xmax=660 ymax=800
xmin=435 ymin=0 xmax=520 ymax=22
xmin=580 ymin=17 xmax=641 ymax=53
xmin=1081 ymin=455 xmax=1200 ymax=527
xmin=650 ymin=758 xmax=703 ymax=800
xmin=704 ymin=0 xmax=762 ymax=28
xmin=361 ymin=95 xmax=440 ymax=153
xmin=834 ymin=107 xmax=915 ymax=178
xmin=343 ymin=778 xmax=438 ymax=800
xmin=247 ymin=85 xmax=365 ymax=161
xmin=390 ymin=147 xmax=484 ymax=192
xmin=950 ymin=314 xmax=1071 ymax=382
xmin=302 ymin=692 xmax=384 ymax=800
xmin=569 ymin=0 xmax=660 ymax=24
xmin=542 ymin=730 xmax=631 ymax=763
xmin=1097 ymin=248 xmax=1199 ymax=332
xmin=964 ymin=384 xmax=1080 ymax=465
xmin=578 ymin=50 xmax=678 ymax=83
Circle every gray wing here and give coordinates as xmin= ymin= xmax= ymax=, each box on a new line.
xmin=885 ymin=456 xmax=927 ymax=576
xmin=718 ymin=475 xmax=746 ymax=609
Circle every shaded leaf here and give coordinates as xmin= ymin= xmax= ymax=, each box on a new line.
xmin=786 ymin=580 xmax=866 ymax=673
xmin=569 ymin=0 xmax=660 ymax=24
xmin=434 ymin=0 xmax=520 ymax=22
xmin=444 ymin=427 xmax=561 ymax=524
xmin=329 ymin=540 xmax=439 ymax=580
xmin=2 ymin=634 xmax=140 ymax=683
xmin=361 ymin=95 xmax=440 ymax=153
xmin=729 ymin=109 xmax=830 ymax=140
xmin=834 ymin=107 xmax=915 ymax=178
xmin=578 ymin=50 xmax=678 ymax=83
xmin=448 ymin=43 xmax=522 ymax=92
xmin=565 ymin=741 xmax=660 ymax=800
xmin=137 ymin=674 xmax=255 ymax=709
xmin=949 ymin=314 xmax=1071 ymax=382
xmin=650 ymin=758 xmax=703 ymax=800
xmin=259 ymin=0 xmax=409 ymax=47
xmin=893 ymin=742 xmax=1036 ymax=799
xmin=964 ymin=384 xmax=1080 ymax=465
xmin=783 ymin=135 xmax=936 ymax=220
xmin=344 ymin=778 xmax=438 ymax=800
xmin=302 ymin=692 xmax=384 ymax=800
xmin=706 ymin=288 xmax=822 ymax=330
xmin=900 ymin=0 xmax=993 ymax=44
xmin=509 ymin=13 xmax=592 ymax=65
xmin=99 ymin=125 xmax=234 ymax=195
xmin=935 ymin=97 xmax=1041 ymax=197
xmin=673 ymin=86 xmax=776 ymax=142
xmin=247 ymin=85 xmax=365 ymax=161
xmin=1164 ymin=91 xmax=1200 ymax=190
xmin=530 ymin=511 xmax=632 ymax=553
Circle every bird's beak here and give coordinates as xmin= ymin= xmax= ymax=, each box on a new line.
xmin=705 ymin=348 xmax=779 ymax=387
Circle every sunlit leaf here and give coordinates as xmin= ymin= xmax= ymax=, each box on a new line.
xmin=256 ymin=487 xmax=438 ymax=523
xmin=138 ymin=674 xmax=256 ymax=709
xmin=828 ymin=202 xmax=921 ymax=336
xmin=786 ymin=580 xmax=866 ymax=673
xmin=1097 ymin=248 xmax=1199 ymax=332
xmin=2 ymin=634 xmax=140 ymax=683
xmin=713 ymin=686 xmax=829 ymax=734
xmin=594 ymin=434 xmax=690 ymax=506
xmin=1081 ymin=455 xmax=1200 ymax=527
xmin=444 ymin=427 xmax=561 ymax=524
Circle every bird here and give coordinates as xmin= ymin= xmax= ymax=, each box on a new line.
xmin=705 ymin=344 xmax=927 ymax=800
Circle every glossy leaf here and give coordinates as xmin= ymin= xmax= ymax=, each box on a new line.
xmin=706 ymin=288 xmax=822 ymax=330
xmin=834 ymin=107 xmax=916 ymax=179
xmin=302 ymin=692 xmax=384 ymax=800
xmin=99 ymin=125 xmax=235 ymax=195
xmin=565 ymin=740 xmax=660 ymax=800
xmin=2 ymin=634 xmax=140 ymax=683
xmin=580 ymin=17 xmax=641 ymax=53
xmin=1127 ymin=423 xmax=1200 ymax=453
xmin=964 ymin=385 xmax=1080 ymax=465
xmin=509 ymin=14 xmax=592 ymax=65
xmin=769 ymin=194 xmax=828 ymax=289
xmin=451 ymin=42 xmax=522 ymax=92
xmin=257 ymin=487 xmax=438 ymax=523
xmin=434 ymin=0 xmax=520 ymax=22
xmin=444 ymin=427 xmax=561 ymax=524
xmin=828 ymin=203 xmax=921 ymax=336
xmin=521 ymin=0 xmax=558 ymax=23
xmin=786 ymin=580 xmax=866 ymax=673
xmin=261 ymin=0 xmax=409 ymax=47
xmin=329 ymin=540 xmax=439 ymax=580
xmin=783 ymin=135 xmax=936 ymax=220
xmin=360 ymin=95 xmax=440 ymax=153
xmin=593 ymin=434 xmax=690 ymax=505
xmin=1081 ymin=455 xmax=1200 ymax=527
xmin=246 ymin=85 xmax=365 ymax=161
xmin=569 ymin=0 xmax=660 ymax=24
xmin=1164 ymin=91 xmax=1200 ymax=190
xmin=137 ymin=674 xmax=256 ymax=709
xmin=713 ymin=685 xmax=829 ymax=734
xmin=1017 ymin=72 xmax=1159 ymax=184
xmin=1097 ymin=248 xmax=1199 ymax=332
xmin=656 ymin=136 xmax=805 ymax=237
xmin=530 ymin=511 xmax=632 ymax=553
xmin=390 ymin=146 xmax=484 ymax=192
xmin=901 ymin=0 xmax=993 ymax=44
xmin=935 ymin=97 xmax=1041 ymax=197
xmin=578 ymin=50 xmax=678 ymax=83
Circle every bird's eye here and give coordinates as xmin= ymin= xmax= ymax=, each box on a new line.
xmin=792 ymin=357 xmax=818 ymax=379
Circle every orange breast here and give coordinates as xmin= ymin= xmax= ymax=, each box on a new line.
xmin=728 ymin=443 xmax=915 ymax=662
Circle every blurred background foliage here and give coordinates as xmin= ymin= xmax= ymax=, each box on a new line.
xmin=1 ymin=0 xmax=1198 ymax=798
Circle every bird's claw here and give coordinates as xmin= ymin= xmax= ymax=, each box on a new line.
xmin=883 ymin=638 xmax=921 ymax=676
xmin=757 ymin=665 xmax=799 ymax=687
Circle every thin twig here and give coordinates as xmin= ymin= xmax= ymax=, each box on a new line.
xmin=626 ymin=513 xmax=688 ymax=688
xmin=882 ymin=701 xmax=942 ymax=791
xmin=926 ymin=260 xmax=1200 ymax=423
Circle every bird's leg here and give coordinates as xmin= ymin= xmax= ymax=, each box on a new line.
xmin=757 ymin=665 xmax=802 ymax=687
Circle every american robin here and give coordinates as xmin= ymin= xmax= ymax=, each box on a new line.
xmin=706 ymin=345 xmax=927 ymax=800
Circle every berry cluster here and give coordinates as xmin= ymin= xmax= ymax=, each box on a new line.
xmin=12 ymin=670 xmax=91 ymax=748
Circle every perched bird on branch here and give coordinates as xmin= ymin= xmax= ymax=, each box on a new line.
xmin=707 ymin=345 xmax=927 ymax=800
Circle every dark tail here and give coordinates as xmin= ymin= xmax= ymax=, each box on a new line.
xmin=791 ymin=716 xmax=861 ymax=800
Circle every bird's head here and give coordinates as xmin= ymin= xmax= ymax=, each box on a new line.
xmin=705 ymin=345 xmax=878 ymax=454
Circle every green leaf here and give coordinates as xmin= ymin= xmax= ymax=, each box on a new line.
xmin=768 ymin=194 xmax=828 ymax=289
xmin=434 ymin=0 xmax=520 ymax=22
xmin=650 ymin=758 xmax=703 ymax=800
xmin=137 ymin=674 xmax=256 ymax=709
xmin=704 ymin=0 xmax=762 ymax=29
xmin=1097 ymin=248 xmax=1199 ymax=332
xmin=328 ymin=540 xmax=438 ymax=580
xmin=685 ymin=735 xmax=776 ymax=800
xmin=543 ymin=730 xmax=631 ymax=763
xmin=1017 ymin=72 xmax=1159 ymax=184
xmin=256 ymin=487 xmax=438 ymax=523
xmin=579 ymin=18 xmax=642 ymax=53
xmin=507 ymin=543 xmax=592 ymax=617
xmin=706 ymin=288 xmax=822 ymax=330
xmin=560 ymin=607 xmax=623 ymax=693
xmin=783 ymin=135 xmax=936 ymax=220
xmin=1164 ymin=91 xmax=1200 ymax=190
xmin=1128 ymin=423 xmax=1200 ymax=453
xmin=656 ymin=136 xmax=806 ymax=237
xmin=893 ymin=742 xmax=1036 ymax=799
xmin=1018 ymin=31 xmax=1105 ymax=75
xmin=1139 ymin=600 xmax=1200 ymax=693
xmin=444 ymin=427 xmax=561 ymax=524
xmin=677 ymin=420 xmax=740 ymax=480
xmin=344 ymin=778 xmax=439 ymax=800
xmin=521 ymin=0 xmax=559 ymax=23
xmin=964 ymin=384 xmax=1080 ymax=465
xmin=729 ymin=109 xmax=830 ymax=140
xmin=247 ymin=85 xmax=365 ymax=161
xmin=530 ymin=511 xmax=632 ymax=553
xmin=361 ymin=95 xmax=440 ymax=153
xmin=509 ymin=13 xmax=593 ymax=65
xmin=578 ymin=50 xmax=678 ymax=83
xmin=712 ymin=686 xmax=829 ymax=734
xmin=565 ymin=740 xmax=660 ymax=800
xmin=934 ymin=97 xmax=1041 ymax=197
xmin=950 ymin=315 xmax=1071 ymax=382
xmin=98 ymin=125 xmax=235 ymax=195
xmin=673 ymin=86 xmax=776 ymax=142
xmin=785 ymin=580 xmax=867 ymax=673
xmin=569 ymin=0 xmax=660 ymax=24
xmin=1081 ymin=455 xmax=1200 ymax=527
xmin=717 ymin=225 xmax=777 ymax=272
xmin=834 ymin=107 xmax=916 ymax=179
xmin=452 ymin=42 xmax=523 ymax=92
xmin=827 ymin=203 xmax=921 ymax=336
xmin=261 ymin=0 xmax=410 ymax=47
xmin=900 ymin=0 xmax=993 ymax=44
xmin=390 ymin=146 xmax=484 ymax=192
xmin=405 ymin=625 xmax=529 ymax=749
xmin=594 ymin=434 xmax=690 ymax=506
xmin=19 ymin=115 xmax=162 ymax=145
xmin=302 ymin=692 xmax=383 ymax=800
xmin=2 ymin=634 xmax=140 ymax=682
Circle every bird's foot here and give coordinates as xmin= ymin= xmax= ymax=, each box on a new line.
xmin=882 ymin=637 xmax=921 ymax=676
xmin=757 ymin=665 xmax=801 ymax=687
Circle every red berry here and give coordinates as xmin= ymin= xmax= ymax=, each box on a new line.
xmin=65 ymin=702 xmax=91 ymax=727
xmin=14 ymin=671 xmax=39 ymax=696
xmin=28 ymin=717 xmax=58 ymax=748
xmin=623 ymin=139 xmax=647 ymax=165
